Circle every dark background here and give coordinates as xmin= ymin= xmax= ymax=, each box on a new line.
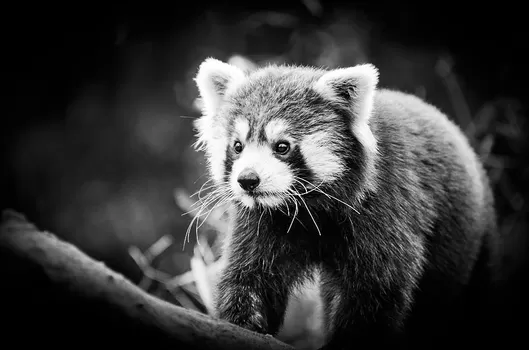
xmin=2 ymin=0 xmax=528 ymax=340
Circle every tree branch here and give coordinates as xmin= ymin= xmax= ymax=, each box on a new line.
xmin=0 ymin=209 xmax=293 ymax=349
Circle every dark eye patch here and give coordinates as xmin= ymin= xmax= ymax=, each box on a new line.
xmin=284 ymin=144 xmax=313 ymax=183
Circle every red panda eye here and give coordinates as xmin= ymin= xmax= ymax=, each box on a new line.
xmin=275 ymin=142 xmax=290 ymax=155
xmin=234 ymin=141 xmax=243 ymax=154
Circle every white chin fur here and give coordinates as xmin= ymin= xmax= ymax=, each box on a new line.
xmin=256 ymin=195 xmax=285 ymax=208
xmin=238 ymin=194 xmax=285 ymax=209
xmin=300 ymin=130 xmax=345 ymax=183
xmin=239 ymin=194 xmax=256 ymax=209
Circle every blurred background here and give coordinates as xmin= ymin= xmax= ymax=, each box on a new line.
xmin=2 ymin=0 xmax=528 ymax=342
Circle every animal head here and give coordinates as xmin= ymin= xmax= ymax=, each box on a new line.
xmin=193 ymin=58 xmax=379 ymax=210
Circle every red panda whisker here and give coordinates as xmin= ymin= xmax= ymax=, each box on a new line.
xmin=189 ymin=182 xmax=223 ymax=200
xmin=183 ymin=189 xmax=232 ymax=249
xmin=256 ymin=209 xmax=266 ymax=237
xmin=196 ymin=194 xmax=233 ymax=231
xmin=294 ymin=177 xmax=360 ymax=215
xmin=190 ymin=182 xmax=218 ymax=199
xmin=286 ymin=193 xmax=299 ymax=234
xmin=189 ymin=185 xmax=231 ymax=211
xmin=283 ymin=200 xmax=290 ymax=217
xmin=189 ymin=195 xmax=228 ymax=244
xmin=245 ymin=205 xmax=251 ymax=229
xmin=195 ymin=184 xmax=231 ymax=202
xmin=195 ymin=197 xmax=232 ymax=245
xmin=292 ymin=177 xmax=325 ymax=195
xmin=291 ymin=178 xmax=310 ymax=194
xmin=183 ymin=187 xmax=225 ymax=214
xmin=190 ymin=177 xmax=214 ymax=197
xmin=294 ymin=190 xmax=322 ymax=236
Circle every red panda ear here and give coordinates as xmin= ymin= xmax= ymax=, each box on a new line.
xmin=313 ymin=64 xmax=379 ymax=123
xmin=314 ymin=64 xmax=379 ymax=168
xmin=194 ymin=58 xmax=246 ymax=117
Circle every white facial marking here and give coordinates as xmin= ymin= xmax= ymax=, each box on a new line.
xmin=301 ymin=131 xmax=345 ymax=183
xmin=265 ymin=119 xmax=289 ymax=141
xmin=234 ymin=119 xmax=250 ymax=141
xmin=230 ymin=144 xmax=293 ymax=208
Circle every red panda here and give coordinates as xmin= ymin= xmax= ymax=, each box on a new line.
xmin=191 ymin=58 xmax=499 ymax=349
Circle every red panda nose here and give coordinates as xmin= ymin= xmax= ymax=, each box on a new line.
xmin=237 ymin=169 xmax=260 ymax=192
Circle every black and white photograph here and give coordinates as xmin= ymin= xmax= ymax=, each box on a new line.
xmin=2 ymin=1 xmax=527 ymax=349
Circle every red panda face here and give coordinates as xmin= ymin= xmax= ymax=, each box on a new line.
xmin=193 ymin=58 xmax=379 ymax=210
xmin=227 ymin=118 xmax=297 ymax=209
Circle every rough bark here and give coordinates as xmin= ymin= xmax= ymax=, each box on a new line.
xmin=0 ymin=209 xmax=293 ymax=350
